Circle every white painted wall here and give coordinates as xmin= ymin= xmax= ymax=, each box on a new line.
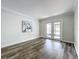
xmin=1 ymin=8 xmax=39 ymax=48
xmin=74 ymin=1 xmax=78 ymax=55
xmin=39 ymin=12 xmax=74 ymax=43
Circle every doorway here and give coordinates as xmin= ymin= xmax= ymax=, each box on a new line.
xmin=54 ymin=22 xmax=61 ymax=39
xmin=46 ymin=23 xmax=51 ymax=38
xmin=46 ymin=21 xmax=62 ymax=39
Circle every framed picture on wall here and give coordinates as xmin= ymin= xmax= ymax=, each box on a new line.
xmin=22 ymin=20 xmax=32 ymax=32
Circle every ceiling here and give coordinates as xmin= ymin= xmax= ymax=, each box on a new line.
xmin=2 ymin=0 xmax=75 ymax=19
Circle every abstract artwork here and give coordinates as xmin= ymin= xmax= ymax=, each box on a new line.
xmin=22 ymin=20 xmax=32 ymax=32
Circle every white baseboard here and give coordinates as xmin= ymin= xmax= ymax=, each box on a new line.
xmin=60 ymin=39 xmax=74 ymax=44
xmin=41 ymin=37 xmax=74 ymax=44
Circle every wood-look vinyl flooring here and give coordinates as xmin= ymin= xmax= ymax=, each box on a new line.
xmin=1 ymin=38 xmax=78 ymax=59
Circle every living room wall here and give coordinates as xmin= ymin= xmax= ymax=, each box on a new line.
xmin=1 ymin=8 xmax=39 ymax=48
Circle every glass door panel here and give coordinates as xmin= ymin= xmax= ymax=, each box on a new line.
xmin=46 ymin=23 xmax=51 ymax=38
xmin=54 ymin=22 xmax=61 ymax=39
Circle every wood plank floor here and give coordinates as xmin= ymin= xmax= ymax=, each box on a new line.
xmin=1 ymin=38 xmax=78 ymax=59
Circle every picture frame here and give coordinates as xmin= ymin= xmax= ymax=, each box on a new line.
xmin=22 ymin=20 xmax=32 ymax=32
